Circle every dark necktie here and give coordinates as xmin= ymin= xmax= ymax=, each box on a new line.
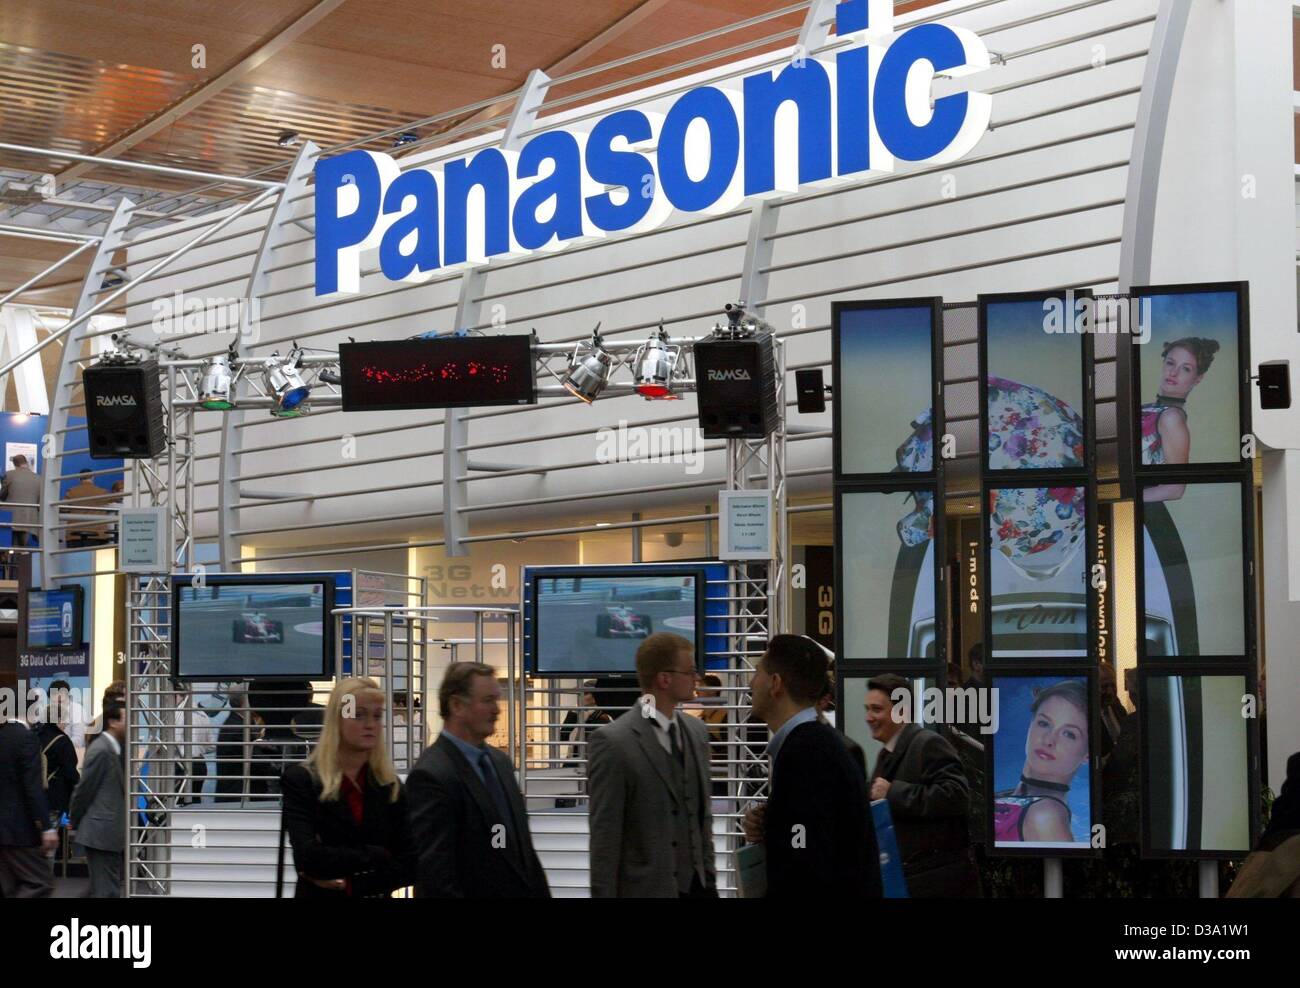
xmin=478 ymin=749 xmax=514 ymax=830
xmin=874 ymin=748 xmax=891 ymax=781
xmin=666 ymin=721 xmax=685 ymax=768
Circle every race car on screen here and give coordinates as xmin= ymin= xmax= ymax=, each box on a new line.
xmin=594 ymin=606 xmax=653 ymax=639
xmin=232 ymin=612 xmax=285 ymax=643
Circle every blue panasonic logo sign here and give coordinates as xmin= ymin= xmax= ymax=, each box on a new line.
xmin=314 ymin=0 xmax=991 ymax=296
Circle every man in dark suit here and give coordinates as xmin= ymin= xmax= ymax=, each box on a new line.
xmin=29 ymin=704 xmax=79 ymax=819
xmin=743 ymin=635 xmax=881 ymax=898
xmin=0 ymin=712 xmax=57 ymax=897
xmin=407 ymin=662 xmax=549 ymax=898
xmin=587 ymin=632 xmax=716 ymax=898
xmin=70 ymin=701 xmax=127 ymax=897
xmin=866 ymin=674 xmax=981 ymax=897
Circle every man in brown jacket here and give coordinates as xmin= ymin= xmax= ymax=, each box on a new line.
xmin=64 ymin=469 xmax=112 ymax=546
xmin=0 ymin=454 xmax=41 ymax=548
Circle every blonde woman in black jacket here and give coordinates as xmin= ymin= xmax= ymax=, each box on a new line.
xmin=279 ymin=677 xmax=414 ymax=898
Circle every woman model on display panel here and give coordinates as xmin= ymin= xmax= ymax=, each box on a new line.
xmin=993 ymin=680 xmax=1089 ymax=844
xmin=1141 ymin=336 xmax=1220 ymax=502
xmin=279 ymin=677 xmax=415 ymax=898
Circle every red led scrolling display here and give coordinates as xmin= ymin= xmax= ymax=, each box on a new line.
xmin=339 ymin=336 xmax=536 ymax=410
xmin=360 ymin=360 xmax=514 ymax=387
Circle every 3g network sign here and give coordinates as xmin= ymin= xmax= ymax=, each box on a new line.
xmin=314 ymin=0 xmax=992 ymax=296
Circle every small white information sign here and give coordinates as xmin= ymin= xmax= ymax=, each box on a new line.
xmin=718 ymin=489 xmax=772 ymax=561
xmin=119 ymin=506 xmax=167 ymax=573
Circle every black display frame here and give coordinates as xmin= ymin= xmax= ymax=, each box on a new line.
xmin=1128 ymin=281 xmax=1252 ymax=478
xmin=523 ymin=563 xmax=708 ymax=678
xmin=1132 ymin=475 xmax=1256 ymax=665
xmin=833 ymin=481 xmax=946 ymax=670
xmin=978 ymin=289 xmax=1096 ymax=481
xmin=24 ymin=585 xmax=86 ymax=651
xmin=1137 ymin=666 xmax=1261 ymax=860
xmin=984 ymin=669 xmax=1102 ymax=859
xmin=980 ymin=479 xmax=1099 ymax=666
xmin=169 ymin=572 xmax=337 ymax=682
xmin=831 ymin=297 xmax=945 ymax=484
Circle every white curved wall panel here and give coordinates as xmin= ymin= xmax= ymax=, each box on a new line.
xmin=122 ymin=0 xmax=1172 ymax=551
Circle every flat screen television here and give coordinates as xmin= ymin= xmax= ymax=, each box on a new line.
xmin=26 ymin=587 xmax=85 ymax=650
xmin=170 ymin=574 xmax=336 ymax=681
xmin=525 ymin=565 xmax=712 ymax=677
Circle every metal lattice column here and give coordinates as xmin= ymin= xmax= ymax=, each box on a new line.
xmin=125 ymin=576 xmax=181 ymax=896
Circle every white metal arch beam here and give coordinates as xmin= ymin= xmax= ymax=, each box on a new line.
xmin=218 ymin=140 xmax=320 ymax=570
xmin=40 ymin=198 xmax=136 ymax=586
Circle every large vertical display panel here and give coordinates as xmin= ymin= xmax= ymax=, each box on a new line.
xmin=837 ymin=487 xmax=940 ymax=661
xmin=1137 ymin=479 xmax=1252 ymax=661
xmin=832 ymin=299 xmax=945 ymax=681
xmin=980 ymin=292 xmax=1091 ymax=477
xmin=1130 ymin=284 xmax=1249 ymax=473
xmin=978 ymin=291 xmax=1098 ymax=859
xmin=832 ymin=299 xmax=943 ymax=482
xmin=987 ymin=673 xmax=1096 ymax=854
xmin=1141 ymin=672 xmax=1258 ymax=857
xmin=983 ymin=483 xmax=1093 ymax=659
xmin=1129 ymin=281 xmax=1257 ymax=859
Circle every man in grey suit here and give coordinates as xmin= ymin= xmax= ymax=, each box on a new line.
xmin=0 ymin=453 xmax=41 ymax=547
xmin=587 ymin=632 xmax=716 ymax=898
xmin=70 ymin=701 xmax=126 ymax=897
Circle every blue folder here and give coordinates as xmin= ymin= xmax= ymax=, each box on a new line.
xmin=871 ymin=798 xmax=910 ymax=898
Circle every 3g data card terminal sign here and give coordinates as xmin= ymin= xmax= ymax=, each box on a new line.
xmin=313 ymin=0 xmax=992 ymax=295
xmin=18 ymin=648 xmax=89 ymax=678
xmin=119 ymin=507 xmax=168 ymax=574
xmin=339 ymin=336 xmax=536 ymax=410
xmin=719 ymin=489 xmax=772 ymax=560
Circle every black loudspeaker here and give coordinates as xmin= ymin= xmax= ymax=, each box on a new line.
xmin=1257 ymin=361 xmax=1290 ymax=410
xmin=693 ymin=333 xmax=780 ymax=438
xmin=83 ymin=359 xmax=166 ymax=459
xmin=795 ymin=368 xmax=825 ymax=413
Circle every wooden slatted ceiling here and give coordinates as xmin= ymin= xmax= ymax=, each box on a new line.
xmin=0 ymin=0 xmax=950 ymax=310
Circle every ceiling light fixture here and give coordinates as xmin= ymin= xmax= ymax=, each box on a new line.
xmin=632 ymin=324 xmax=681 ymax=400
xmin=199 ymin=354 xmax=234 ymax=410
xmin=264 ymin=348 xmax=310 ymax=414
xmin=561 ymin=327 xmax=612 ymax=404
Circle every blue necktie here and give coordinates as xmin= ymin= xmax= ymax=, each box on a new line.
xmin=478 ymin=749 xmax=514 ymax=830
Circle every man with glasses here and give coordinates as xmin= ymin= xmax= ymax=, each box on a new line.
xmin=588 ymin=632 xmax=716 ymax=897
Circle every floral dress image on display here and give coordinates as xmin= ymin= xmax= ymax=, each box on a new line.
xmin=986 ymin=376 xmax=1087 ymax=583
xmin=894 ymin=409 xmax=935 ymax=547
xmin=989 ymin=486 xmax=1086 ymax=582
xmin=1139 ymin=395 xmax=1186 ymax=466
xmin=987 ymin=376 xmax=1084 ymax=471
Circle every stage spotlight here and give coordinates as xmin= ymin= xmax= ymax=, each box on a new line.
xmin=632 ymin=325 xmax=681 ymax=400
xmin=264 ymin=349 xmax=310 ymax=413
xmin=562 ymin=331 xmax=612 ymax=404
xmin=199 ymin=354 xmax=234 ymax=410
xmin=276 ymin=130 xmax=301 ymax=148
